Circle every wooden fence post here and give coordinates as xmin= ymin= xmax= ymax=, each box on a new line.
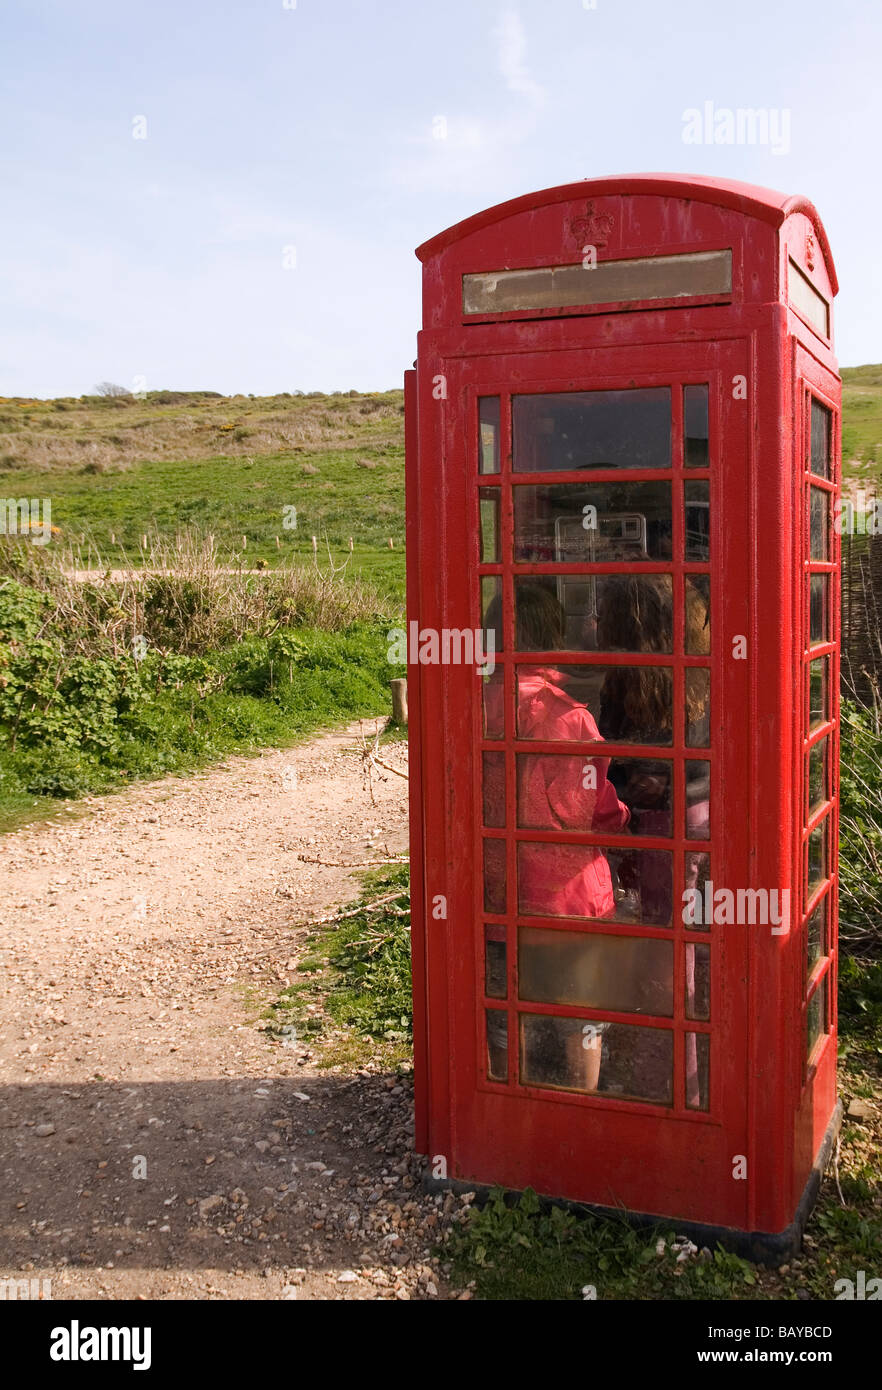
xmin=390 ymin=677 xmax=408 ymax=726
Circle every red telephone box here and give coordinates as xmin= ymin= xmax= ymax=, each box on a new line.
xmin=405 ymin=174 xmax=841 ymax=1259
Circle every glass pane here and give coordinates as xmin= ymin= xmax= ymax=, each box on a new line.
xmin=686 ymin=762 xmax=710 ymax=840
xmin=481 ymin=575 xmax=503 ymax=656
xmin=514 ymin=750 xmax=625 ymax=832
xmin=684 ymin=851 xmax=711 ymax=930
xmin=465 ymin=251 xmax=732 ymax=316
xmin=806 ymin=897 xmax=826 ymax=976
xmin=518 ymin=1014 xmax=602 ymax=1094
xmin=807 ymin=818 xmax=828 ymax=898
xmin=809 ymin=657 xmax=828 ymax=728
xmin=684 ymin=385 xmax=709 ymax=468
xmin=518 ymin=842 xmax=673 ymax=926
xmin=810 ymin=399 xmax=831 ymax=479
xmin=685 ymin=575 xmax=710 ymax=654
xmin=483 ymin=838 xmax=507 ymax=914
xmin=516 ymin=753 xmax=671 ymax=836
xmin=486 ymin=1009 xmax=508 ymax=1081
xmin=479 ymin=397 xmax=501 ymax=475
xmin=807 ymin=737 xmax=828 ymax=818
xmin=516 ymin=663 xmax=673 ymax=746
xmin=686 ymin=944 xmax=711 ymax=1021
xmin=608 ymin=757 xmax=673 ymax=836
xmin=513 ymin=388 xmax=671 ymax=472
xmin=483 ymin=751 xmax=506 ymax=828
xmin=809 ymin=575 xmax=828 ymax=646
xmin=515 ymin=575 xmax=673 ymax=653
xmin=686 ymin=668 xmax=710 ymax=747
xmin=479 ymin=487 xmax=500 ymax=562
xmin=810 ymin=487 xmax=829 ymax=561
xmin=518 ymin=928 xmax=673 ymax=1016
xmin=685 ymin=1032 xmax=710 ymax=1111
xmin=791 ymin=264 xmax=829 ymax=337
xmin=482 ymin=672 xmax=504 ymax=739
xmin=485 ymin=926 xmax=507 ymax=999
xmin=807 ymin=983 xmax=827 ymax=1059
xmin=684 ymin=480 xmax=709 ymax=560
xmin=513 ymin=481 xmax=671 ymax=562
xmin=520 ymin=1014 xmax=673 ymax=1104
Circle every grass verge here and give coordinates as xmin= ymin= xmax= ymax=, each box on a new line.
xmin=264 ymin=864 xmax=412 ymax=1071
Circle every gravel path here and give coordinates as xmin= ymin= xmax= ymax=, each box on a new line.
xmin=0 ymin=723 xmax=462 ymax=1301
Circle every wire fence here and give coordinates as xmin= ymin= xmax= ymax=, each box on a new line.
xmin=842 ymin=532 xmax=882 ymax=702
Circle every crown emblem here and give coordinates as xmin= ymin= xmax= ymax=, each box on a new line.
xmin=569 ymin=201 xmax=616 ymax=248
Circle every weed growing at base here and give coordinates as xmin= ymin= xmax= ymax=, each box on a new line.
xmin=445 ymin=1188 xmax=760 ymax=1301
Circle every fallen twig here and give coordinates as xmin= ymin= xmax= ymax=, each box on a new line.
xmin=293 ymin=890 xmax=408 ymax=928
xmin=371 ymin=754 xmax=408 ymax=779
xmin=296 ymin=852 xmax=409 ymax=869
xmin=358 ymin=719 xmax=408 ymax=804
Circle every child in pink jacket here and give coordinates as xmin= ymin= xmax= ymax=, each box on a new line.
xmin=482 ymin=584 xmax=630 ymax=919
xmin=514 ymin=665 xmax=631 ymax=918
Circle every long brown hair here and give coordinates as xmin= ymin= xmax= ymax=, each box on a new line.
xmin=484 ymin=582 xmax=566 ymax=653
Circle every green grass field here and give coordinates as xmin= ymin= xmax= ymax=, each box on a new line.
xmin=0 ymin=389 xmax=407 ymax=598
xmin=842 ymin=364 xmax=882 ymax=481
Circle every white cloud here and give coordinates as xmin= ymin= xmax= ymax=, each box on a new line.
xmin=494 ymin=10 xmax=545 ymax=109
xmin=379 ymin=14 xmax=547 ymax=197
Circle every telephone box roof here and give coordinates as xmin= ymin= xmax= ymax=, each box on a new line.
xmin=415 ymin=172 xmax=838 ymax=295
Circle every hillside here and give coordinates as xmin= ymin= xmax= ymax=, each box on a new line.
xmin=0 ymin=389 xmax=407 ymax=597
xmin=1 ymin=367 xmax=880 ymax=597
xmin=842 ymin=364 xmax=882 ymax=484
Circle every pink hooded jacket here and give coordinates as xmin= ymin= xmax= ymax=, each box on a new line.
xmin=486 ymin=669 xmax=630 ymax=918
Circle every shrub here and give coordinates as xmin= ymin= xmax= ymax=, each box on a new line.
xmin=0 ymin=565 xmax=394 ymax=809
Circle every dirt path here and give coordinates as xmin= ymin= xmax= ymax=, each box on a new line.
xmin=0 ymin=723 xmax=460 ymax=1301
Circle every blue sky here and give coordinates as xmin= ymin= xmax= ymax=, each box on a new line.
xmin=1 ymin=0 xmax=879 ymax=397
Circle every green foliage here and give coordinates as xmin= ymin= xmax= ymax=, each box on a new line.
xmin=796 ymin=1185 xmax=882 ymax=1299
xmin=812 ymin=1202 xmax=882 ymax=1261
xmin=0 ymin=578 xmax=49 ymax=641
xmin=0 ymin=575 xmax=396 ymax=821
xmin=445 ymin=1188 xmax=760 ymax=1301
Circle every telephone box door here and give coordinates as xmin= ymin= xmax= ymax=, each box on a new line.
xmin=417 ymin=337 xmax=754 ymax=1227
